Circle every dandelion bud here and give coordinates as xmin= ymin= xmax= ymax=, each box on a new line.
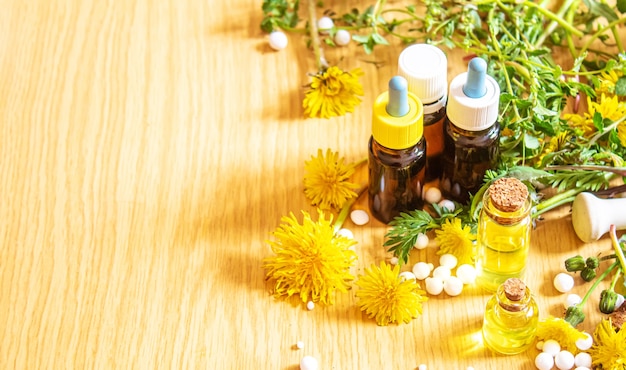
xmin=599 ymin=289 xmax=618 ymax=314
xmin=564 ymin=255 xmax=585 ymax=272
xmin=581 ymin=267 xmax=596 ymax=282
xmin=585 ymin=257 xmax=600 ymax=269
xmin=564 ymin=305 xmax=586 ymax=327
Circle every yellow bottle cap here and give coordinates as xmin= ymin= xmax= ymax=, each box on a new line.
xmin=372 ymin=83 xmax=424 ymax=150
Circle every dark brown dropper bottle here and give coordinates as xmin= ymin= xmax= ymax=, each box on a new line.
xmin=368 ymin=76 xmax=426 ymax=224
xmin=440 ymin=57 xmax=500 ymax=203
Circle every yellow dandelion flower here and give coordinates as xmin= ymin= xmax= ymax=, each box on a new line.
xmin=536 ymin=316 xmax=587 ymax=354
xmin=588 ymin=318 xmax=626 ymax=369
xmin=303 ymin=149 xmax=359 ymax=210
xmin=355 ymin=261 xmax=428 ymax=326
xmin=264 ymin=210 xmax=357 ymax=305
xmin=564 ymin=94 xmax=626 ymax=138
xmin=595 ymin=69 xmax=623 ymax=99
xmin=435 ymin=218 xmax=476 ymax=265
xmin=303 ymin=66 xmax=364 ymax=119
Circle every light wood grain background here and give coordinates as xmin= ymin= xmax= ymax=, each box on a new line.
xmin=0 ymin=0 xmax=621 ymax=369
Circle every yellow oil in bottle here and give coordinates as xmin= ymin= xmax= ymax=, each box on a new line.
xmin=482 ymin=278 xmax=539 ymax=355
xmin=476 ymin=178 xmax=532 ymax=292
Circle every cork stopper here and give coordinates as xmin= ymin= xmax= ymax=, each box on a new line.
xmin=489 ymin=177 xmax=529 ymax=212
xmin=503 ymin=278 xmax=526 ymax=301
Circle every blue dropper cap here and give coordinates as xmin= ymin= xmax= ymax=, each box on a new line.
xmin=462 ymin=57 xmax=487 ymax=98
xmin=386 ymin=76 xmax=409 ymax=117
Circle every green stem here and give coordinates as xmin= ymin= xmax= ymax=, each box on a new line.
xmin=610 ymin=268 xmax=622 ymax=291
xmin=579 ymin=17 xmax=626 ymax=58
xmin=533 ymin=188 xmax=581 ymax=216
xmin=588 ymin=114 xmax=626 ymax=146
xmin=534 ymin=0 xmax=582 ymax=46
xmin=610 ymin=224 xmax=626 ymax=275
xmin=307 ymin=0 xmax=327 ymax=71
xmin=333 ymin=185 xmax=367 ymax=233
xmin=579 ymin=260 xmax=620 ymax=306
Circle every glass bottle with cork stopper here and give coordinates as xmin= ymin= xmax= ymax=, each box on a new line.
xmin=368 ymin=76 xmax=426 ymax=224
xmin=440 ymin=57 xmax=500 ymax=203
xmin=397 ymin=44 xmax=448 ymax=182
xmin=476 ymin=177 xmax=533 ymax=292
xmin=482 ymin=278 xmax=539 ymax=355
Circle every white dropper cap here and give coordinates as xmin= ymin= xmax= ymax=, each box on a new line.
xmin=397 ymin=44 xmax=448 ymax=114
xmin=446 ymin=57 xmax=500 ymax=131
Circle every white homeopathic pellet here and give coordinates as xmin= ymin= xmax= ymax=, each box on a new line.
xmin=616 ymin=293 xmax=625 ymax=309
xmin=412 ymin=262 xmax=433 ymax=280
xmin=334 ymin=29 xmax=351 ymax=46
xmin=296 ymin=341 xmax=305 ymax=349
xmin=399 ymin=271 xmax=417 ymax=282
xmin=443 ymin=276 xmax=463 ymax=296
xmin=555 ymin=350 xmax=575 ymax=370
xmin=418 ymin=364 xmax=427 ymax=370
xmin=425 ymin=276 xmax=444 ymax=295
xmin=565 ymin=293 xmax=582 ymax=309
xmin=432 ymin=266 xmax=451 ymax=281
xmin=268 ymin=31 xmax=288 ymax=50
xmin=575 ymin=332 xmax=593 ymax=350
xmin=306 ymin=301 xmax=315 ymax=311
xmin=535 ymin=352 xmax=555 ymax=370
xmin=317 ymin=16 xmax=334 ymax=34
xmin=542 ymin=339 xmax=561 ymax=356
xmin=438 ymin=199 xmax=455 ymax=212
xmin=424 ymin=187 xmax=442 ymax=204
xmin=456 ymin=264 xmax=477 ymax=284
xmin=439 ymin=254 xmax=458 ymax=269
xmin=414 ymin=233 xmax=429 ymax=249
xmin=554 ymin=272 xmax=575 ymax=293
xmin=574 ymin=352 xmax=592 ymax=368
xmin=300 ymin=355 xmax=319 ymax=370
xmin=350 ymin=209 xmax=370 ymax=225
xmin=389 ymin=256 xmax=399 ymax=265
xmin=336 ymin=228 xmax=354 ymax=240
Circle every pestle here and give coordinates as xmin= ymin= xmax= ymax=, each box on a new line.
xmin=571 ymin=192 xmax=626 ymax=243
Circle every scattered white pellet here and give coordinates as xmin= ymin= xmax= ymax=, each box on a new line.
xmin=574 ymin=367 xmax=590 ymax=370
xmin=616 ymin=294 xmax=625 ymax=310
xmin=399 ymin=271 xmax=417 ymax=282
xmin=575 ymin=332 xmax=593 ymax=351
xmin=390 ymin=256 xmax=399 ymax=265
xmin=565 ymin=293 xmax=582 ymax=309
xmin=535 ymin=352 xmax=555 ymax=370
xmin=414 ymin=233 xmax=429 ymax=249
xmin=300 ymin=355 xmax=319 ymax=370
xmin=425 ymin=276 xmax=444 ymax=295
xmin=432 ymin=266 xmax=451 ymax=281
xmin=554 ymin=273 xmax=575 ymax=293
xmin=467 ymin=367 xmax=474 ymax=370
xmin=268 ymin=31 xmax=288 ymax=50
xmin=574 ymin=352 xmax=592 ymax=368
xmin=334 ymin=29 xmax=351 ymax=46
xmin=438 ymin=199 xmax=455 ymax=212
xmin=542 ymin=339 xmax=561 ymax=356
xmin=439 ymin=254 xmax=458 ymax=269
xmin=424 ymin=187 xmax=442 ymax=204
xmin=443 ymin=276 xmax=463 ymax=296
xmin=418 ymin=365 xmax=427 ymax=370
xmin=555 ymin=350 xmax=575 ymax=370
xmin=296 ymin=341 xmax=305 ymax=349
xmin=306 ymin=301 xmax=315 ymax=311
xmin=536 ymin=341 xmax=544 ymax=350
xmin=455 ymin=264 xmax=477 ymax=284
xmin=336 ymin=228 xmax=354 ymax=239
xmin=350 ymin=209 xmax=369 ymax=225
xmin=317 ymin=16 xmax=334 ymax=34
xmin=412 ymin=262 xmax=433 ymax=280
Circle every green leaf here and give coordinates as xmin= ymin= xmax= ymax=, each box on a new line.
xmin=371 ymin=33 xmax=389 ymax=45
xmin=616 ymin=76 xmax=626 ymax=96
xmin=524 ymin=133 xmax=540 ymax=150
xmin=618 ymin=0 xmax=626 ymax=13
xmin=584 ymin=0 xmax=619 ymax=21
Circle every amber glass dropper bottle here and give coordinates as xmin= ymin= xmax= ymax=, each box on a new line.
xmin=368 ymin=76 xmax=426 ymax=224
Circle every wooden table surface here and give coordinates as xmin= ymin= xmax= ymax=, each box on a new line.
xmin=1 ymin=1 xmax=621 ymax=369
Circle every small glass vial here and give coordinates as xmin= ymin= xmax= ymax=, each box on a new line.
xmin=368 ymin=76 xmax=426 ymax=224
xmin=440 ymin=57 xmax=500 ymax=203
xmin=398 ymin=44 xmax=448 ymax=181
xmin=482 ymin=278 xmax=539 ymax=355
xmin=476 ymin=177 xmax=532 ymax=292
